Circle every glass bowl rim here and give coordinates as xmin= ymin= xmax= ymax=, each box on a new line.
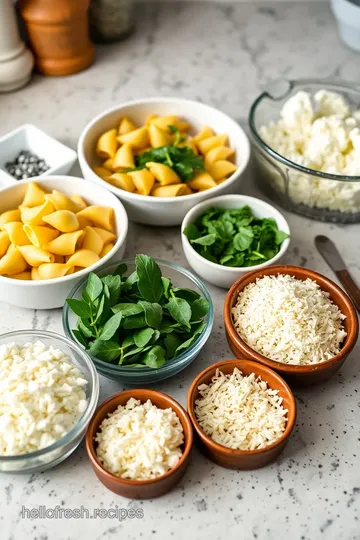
xmin=62 ymin=258 xmax=214 ymax=375
xmin=248 ymin=78 xmax=360 ymax=183
xmin=0 ymin=329 xmax=99 ymax=462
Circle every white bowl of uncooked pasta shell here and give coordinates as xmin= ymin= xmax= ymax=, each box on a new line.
xmin=0 ymin=176 xmax=128 ymax=309
xmin=78 ymin=98 xmax=250 ymax=226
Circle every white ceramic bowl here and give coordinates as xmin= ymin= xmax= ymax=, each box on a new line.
xmin=0 ymin=176 xmax=128 ymax=309
xmin=0 ymin=124 xmax=77 ymax=187
xmin=181 ymin=194 xmax=291 ymax=289
xmin=78 ymin=98 xmax=250 ymax=226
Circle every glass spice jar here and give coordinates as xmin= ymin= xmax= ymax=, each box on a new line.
xmin=89 ymin=0 xmax=135 ymax=43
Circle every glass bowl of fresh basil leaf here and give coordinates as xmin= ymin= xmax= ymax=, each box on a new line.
xmin=182 ymin=194 xmax=290 ymax=289
xmin=62 ymin=255 xmax=214 ymax=384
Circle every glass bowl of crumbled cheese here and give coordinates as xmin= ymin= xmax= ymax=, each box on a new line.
xmin=249 ymin=79 xmax=360 ymax=223
xmin=0 ymin=330 xmax=99 ymax=473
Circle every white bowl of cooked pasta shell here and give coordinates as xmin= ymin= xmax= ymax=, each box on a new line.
xmin=78 ymin=98 xmax=250 ymax=226
xmin=0 ymin=176 xmax=128 ymax=309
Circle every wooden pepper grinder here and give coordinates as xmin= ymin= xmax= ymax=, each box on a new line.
xmin=17 ymin=0 xmax=95 ymax=76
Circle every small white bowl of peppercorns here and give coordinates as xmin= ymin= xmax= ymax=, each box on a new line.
xmin=0 ymin=124 xmax=77 ymax=187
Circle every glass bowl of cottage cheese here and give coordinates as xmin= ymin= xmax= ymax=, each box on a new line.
xmin=0 ymin=330 xmax=99 ymax=473
xmin=249 ymin=79 xmax=360 ymax=223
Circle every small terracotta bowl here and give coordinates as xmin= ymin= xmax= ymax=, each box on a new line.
xmin=86 ymin=389 xmax=193 ymax=499
xmin=224 ymin=266 xmax=359 ymax=386
xmin=187 ymin=359 xmax=296 ymax=470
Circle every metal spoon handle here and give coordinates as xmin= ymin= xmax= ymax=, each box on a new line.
xmin=336 ymin=269 xmax=360 ymax=314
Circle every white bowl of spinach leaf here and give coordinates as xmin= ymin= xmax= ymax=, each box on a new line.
xmin=63 ymin=255 xmax=214 ymax=383
xmin=182 ymin=194 xmax=291 ymax=289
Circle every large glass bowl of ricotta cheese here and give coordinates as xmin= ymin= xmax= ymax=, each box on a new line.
xmin=249 ymin=79 xmax=360 ymax=223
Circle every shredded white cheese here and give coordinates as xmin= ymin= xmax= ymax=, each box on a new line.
xmin=0 ymin=341 xmax=88 ymax=456
xmin=259 ymin=89 xmax=360 ymax=213
xmin=195 ymin=368 xmax=287 ymax=450
xmin=95 ymin=398 xmax=184 ymax=480
xmin=232 ymin=274 xmax=347 ymax=365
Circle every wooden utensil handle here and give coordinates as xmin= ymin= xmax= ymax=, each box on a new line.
xmin=336 ymin=269 xmax=360 ymax=313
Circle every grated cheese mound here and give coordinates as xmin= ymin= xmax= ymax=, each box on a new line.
xmin=259 ymin=89 xmax=360 ymax=213
xmin=95 ymin=398 xmax=184 ymax=480
xmin=195 ymin=368 xmax=287 ymax=450
xmin=0 ymin=341 xmax=88 ymax=456
xmin=232 ymin=274 xmax=346 ymax=365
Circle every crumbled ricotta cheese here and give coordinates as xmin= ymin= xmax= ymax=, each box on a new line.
xmin=95 ymin=398 xmax=184 ymax=480
xmin=194 ymin=368 xmax=287 ymax=451
xmin=232 ymin=274 xmax=347 ymax=365
xmin=259 ymin=89 xmax=360 ymax=213
xmin=0 ymin=341 xmax=88 ymax=456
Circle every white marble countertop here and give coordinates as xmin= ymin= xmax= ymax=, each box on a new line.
xmin=1 ymin=2 xmax=360 ymax=540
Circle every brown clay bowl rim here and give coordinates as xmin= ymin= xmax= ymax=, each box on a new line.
xmin=224 ymin=265 xmax=359 ymax=374
xmin=86 ymin=389 xmax=193 ymax=486
xmin=187 ymin=358 xmax=296 ymax=456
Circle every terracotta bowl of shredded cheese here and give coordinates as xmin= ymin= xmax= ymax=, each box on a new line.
xmin=86 ymin=389 xmax=193 ymax=499
xmin=187 ymin=359 xmax=296 ymax=470
xmin=224 ymin=266 xmax=358 ymax=386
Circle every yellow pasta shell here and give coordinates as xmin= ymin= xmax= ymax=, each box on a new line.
xmin=11 ymin=271 xmax=32 ymax=280
xmin=44 ymin=230 xmax=83 ymax=256
xmin=7 ymin=243 xmax=17 ymax=254
xmin=77 ymin=215 xmax=93 ymax=229
xmin=23 ymin=224 xmax=59 ymax=248
xmin=80 ymin=227 xmax=104 ymax=255
xmin=116 ymin=126 xmax=149 ymax=149
xmin=92 ymin=227 xmax=117 ymax=245
xmin=197 ymin=134 xmax=228 ymax=155
xmin=146 ymin=114 xmax=158 ymax=125
xmin=21 ymin=200 xmax=55 ymax=226
xmin=31 ymin=267 xmax=41 ymax=280
xmin=0 ymin=231 xmax=10 ymax=257
xmin=107 ymin=173 xmax=135 ymax=193
xmin=204 ymin=146 xmax=235 ymax=167
xmin=118 ymin=116 xmax=137 ymax=135
xmin=148 ymin=124 xmax=172 ymax=148
xmin=21 ymin=182 xmax=46 ymax=208
xmin=0 ymin=249 xmax=27 ymax=275
xmin=102 ymin=158 xmax=114 ymax=171
xmin=77 ymin=206 xmax=115 ymax=232
xmin=178 ymin=138 xmax=199 ymax=155
xmin=43 ymin=210 xmax=79 ymax=233
xmin=0 ymin=209 xmax=21 ymax=230
xmin=3 ymin=222 xmax=30 ymax=246
xmin=193 ymin=126 xmax=215 ymax=143
xmin=206 ymin=160 xmax=237 ymax=181
xmin=45 ymin=191 xmax=81 ymax=213
xmin=127 ymin=170 xmax=155 ymax=196
xmin=100 ymin=242 xmax=114 ymax=257
xmin=71 ymin=195 xmax=87 ymax=210
xmin=112 ymin=143 xmax=135 ymax=170
xmin=150 ymin=184 xmax=189 ymax=197
xmin=66 ymin=249 xmax=100 ymax=268
xmin=93 ymin=166 xmax=112 ymax=180
xmin=150 ymin=115 xmax=179 ymax=132
xmin=176 ymin=121 xmax=190 ymax=132
xmin=188 ymin=172 xmax=217 ymax=191
xmin=18 ymin=245 xmax=55 ymax=267
xmin=96 ymin=128 xmax=117 ymax=159
xmin=37 ymin=263 xmax=74 ymax=280
xmin=145 ymin=162 xmax=180 ymax=186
